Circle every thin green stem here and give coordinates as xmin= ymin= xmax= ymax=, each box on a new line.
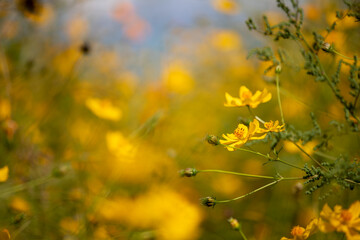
xmin=275 ymin=158 xmax=304 ymax=170
xmin=332 ymin=49 xmax=353 ymax=60
xmin=215 ymin=179 xmax=281 ymax=204
xmin=275 ymin=73 xmax=285 ymax=126
xmin=199 ymin=169 xmax=303 ymax=181
xmin=291 ymin=141 xmax=330 ymax=172
xmin=219 ymin=143 xmax=304 ymax=170
xmin=198 ymin=169 xmax=274 ymax=179
xmin=238 ymin=227 xmax=248 ymax=240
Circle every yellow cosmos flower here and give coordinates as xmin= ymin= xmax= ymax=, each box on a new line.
xmin=220 ymin=119 xmax=267 ymax=151
xmin=258 ymin=120 xmax=285 ymax=133
xmin=224 ymin=86 xmax=272 ymax=108
xmin=85 ymin=98 xmax=122 ymax=121
xmin=318 ymin=201 xmax=360 ymax=240
xmin=281 ymin=219 xmax=318 ymax=240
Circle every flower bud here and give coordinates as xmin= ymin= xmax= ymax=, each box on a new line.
xmin=200 ymin=196 xmax=216 ymax=207
xmin=206 ymin=135 xmax=219 ymax=145
xmin=321 ymin=42 xmax=332 ymax=52
xmin=179 ymin=168 xmax=198 ymax=177
xmin=228 ymin=217 xmax=240 ymax=230
xmin=275 ymin=65 xmax=282 ymax=74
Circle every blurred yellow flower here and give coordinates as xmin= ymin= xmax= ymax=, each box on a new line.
xmin=0 ymin=229 xmax=10 ymax=240
xmin=65 ymin=17 xmax=88 ymax=42
xmin=224 ymin=86 xmax=272 ymax=108
xmin=220 ymin=119 xmax=266 ymax=151
xmin=211 ymin=30 xmax=241 ymax=51
xmin=258 ymin=120 xmax=285 ymax=133
xmin=318 ymin=201 xmax=360 ymax=239
xmin=85 ymin=98 xmax=122 ymax=121
xmin=162 ymin=62 xmax=194 ymax=94
xmin=10 ymin=197 xmax=30 ymax=213
xmin=106 ymin=131 xmax=136 ymax=159
xmin=0 ymin=166 xmax=9 ymax=182
xmin=60 ymin=217 xmax=80 ymax=235
xmin=16 ymin=0 xmax=54 ymax=26
xmin=0 ymin=99 xmax=11 ymax=120
xmin=97 ymin=186 xmax=202 ymax=240
xmin=281 ymin=219 xmax=318 ymax=240
xmin=211 ymin=0 xmax=239 ymax=15
xmin=53 ymin=47 xmax=81 ymax=76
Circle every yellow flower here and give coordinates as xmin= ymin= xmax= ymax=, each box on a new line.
xmin=220 ymin=119 xmax=267 ymax=151
xmin=281 ymin=219 xmax=318 ymax=240
xmin=0 ymin=166 xmax=9 ymax=182
xmin=85 ymin=97 xmax=122 ymax=121
xmin=224 ymin=86 xmax=272 ymax=108
xmin=211 ymin=30 xmax=241 ymax=51
xmin=318 ymin=201 xmax=360 ymax=240
xmin=258 ymin=120 xmax=285 ymax=133
xmin=211 ymin=0 xmax=239 ymax=15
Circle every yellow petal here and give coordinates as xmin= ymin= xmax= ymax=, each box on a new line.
xmin=0 ymin=166 xmax=9 ymax=182
xmin=349 ymin=201 xmax=360 ymax=220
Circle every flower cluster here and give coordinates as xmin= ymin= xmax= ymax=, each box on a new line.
xmin=220 ymin=86 xmax=284 ymax=151
xmin=281 ymin=201 xmax=360 ymax=240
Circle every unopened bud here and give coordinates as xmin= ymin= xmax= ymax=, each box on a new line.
xmin=206 ymin=135 xmax=219 ymax=145
xmin=321 ymin=42 xmax=332 ymax=52
xmin=179 ymin=168 xmax=198 ymax=177
xmin=275 ymin=65 xmax=282 ymax=74
xmin=200 ymin=196 xmax=216 ymax=207
xmin=228 ymin=217 xmax=240 ymax=230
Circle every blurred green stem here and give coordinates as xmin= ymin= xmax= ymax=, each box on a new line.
xmin=0 ymin=176 xmax=52 ymax=197
xmin=238 ymin=225 xmax=248 ymax=240
xmin=275 ymin=73 xmax=285 ymax=126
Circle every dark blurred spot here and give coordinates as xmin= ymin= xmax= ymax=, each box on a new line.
xmin=80 ymin=42 xmax=91 ymax=55
xmin=17 ymin=0 xmax=42 ymax=15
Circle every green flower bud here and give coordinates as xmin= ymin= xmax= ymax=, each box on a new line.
xmin=179 ymin=168 xmax=198 ymax=177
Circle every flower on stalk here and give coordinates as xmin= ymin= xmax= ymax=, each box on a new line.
xmin=281 ymin=219 xmax=318 ymax=240
xmin=228 ymin=217 xmax=240 ymax=230
xmin=224 ymin=86 xmax=271 ymax=108
xmin=257 ymin=120 xmax=285 ymax=133
xmin=200 ymin=196 xmax=216 ymax=208
xmin=220 ymin=119 xmax=267 ymax=151
xmin=318 ymin=201 xmax=360 ymax=239
xmin=179 ymin=168 xmax=198 ymax=177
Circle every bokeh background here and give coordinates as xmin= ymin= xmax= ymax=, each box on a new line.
xmin=0 ymin=0 xmax=359 ymax=239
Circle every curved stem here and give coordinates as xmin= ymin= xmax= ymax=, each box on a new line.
xmin=215 ymin=179 xmax=281 ymax=204
xmin=332 ymin=49 xmax=353 ymax=60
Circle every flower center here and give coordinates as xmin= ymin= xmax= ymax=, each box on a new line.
xmin=264 ymin=121 xmax=273 ymax=129
xmin=341 ymin=210 xmax=352 ymax=223
xmin=234 ymin=125 xmax=248 ymax=139
xmin=291 ymin=226 xmax=305 ymax=237
xmin=241 ymin=91 xmax=252 ymax=100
